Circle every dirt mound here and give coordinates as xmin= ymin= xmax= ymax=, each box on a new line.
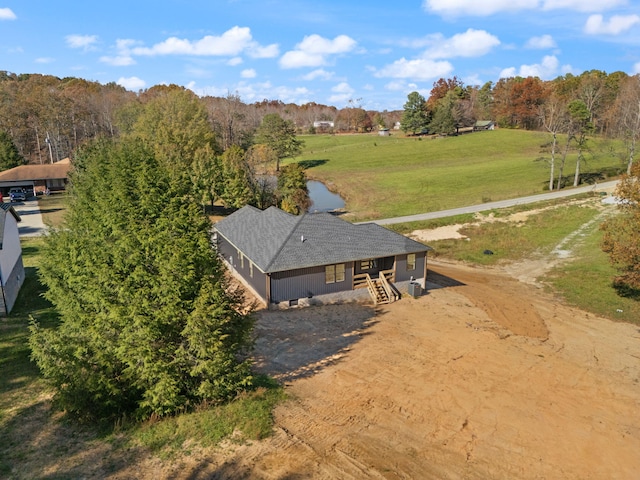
xmin=125 ymin=261 xmax=640 ymax=479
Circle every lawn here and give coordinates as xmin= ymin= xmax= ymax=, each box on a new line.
xmin=0 ymin=134 xmax=637 ymax=476
xmin=0 ymin=239 xmax=284 ymax=478
xmin=293 ymin=130 xmax=626 ymax=221
xmin=37 ymin=192 xmax=67 ymax=226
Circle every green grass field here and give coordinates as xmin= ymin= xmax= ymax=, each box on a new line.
xmin=0 ymin=130 xmax=637 ymax=475
xmin=293 ymin=130 xmax=626 ymax=221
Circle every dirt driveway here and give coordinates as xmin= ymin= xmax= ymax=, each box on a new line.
xmin=137 ymin=260 xmax=640 ymax=479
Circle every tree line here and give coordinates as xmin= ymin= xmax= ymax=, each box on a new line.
xmin=402 ymin=71 xmax=640 ymax=191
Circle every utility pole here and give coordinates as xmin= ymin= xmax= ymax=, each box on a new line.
xmin=45 ymin=135 xmax=54 ymax=163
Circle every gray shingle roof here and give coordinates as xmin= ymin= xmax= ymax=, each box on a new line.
xmin=214 ymin=205 xmax=431 ymax=273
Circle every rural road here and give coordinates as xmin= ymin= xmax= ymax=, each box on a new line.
xmin=10 ymin=199 xmax=48 ymax=237
xmin=368 ymin=179 xmax=620 ymax=225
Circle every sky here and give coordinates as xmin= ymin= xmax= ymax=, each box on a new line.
xmin=2 ymin=0 xmax=640 ymax=111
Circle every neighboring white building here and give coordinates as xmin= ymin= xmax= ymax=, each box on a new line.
xmin=0 ymin=204 xmax=24 ymax=315
xmin=313 ymin=121 xmax=335 ymax=129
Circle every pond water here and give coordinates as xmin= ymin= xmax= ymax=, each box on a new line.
xmin=307 ymin=180 xmax=345 ymax=213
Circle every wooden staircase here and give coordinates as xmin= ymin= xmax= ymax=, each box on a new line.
xmin=365 ymin=273 xmax=399 ymax=305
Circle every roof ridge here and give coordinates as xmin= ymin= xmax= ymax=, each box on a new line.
xmin=263 ymin=211 xmax=307 ymax=272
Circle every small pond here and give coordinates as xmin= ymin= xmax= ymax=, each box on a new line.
xmin=307 ymin=180 xmax=345 ymax=213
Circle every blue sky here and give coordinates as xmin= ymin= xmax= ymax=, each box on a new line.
xmin=2 ymin=0 xmax=640 ymax=110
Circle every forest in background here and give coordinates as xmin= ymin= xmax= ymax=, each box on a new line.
xmin=2 ymin=69 xmax=640 ymax=172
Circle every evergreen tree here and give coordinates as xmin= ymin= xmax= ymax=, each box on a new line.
xmin=219 ymin=145 xmax=256 ymax=209
xmin=277 ymin=163 xmax=310 ymax=215
xmin=0 ymin=130 xmax=24 ymax=171
xmin=429 ymin=91 xmax=458 ymax=135
xmin=30 ymin=138 xmax=254 ymax=420
xmin=401 ymin=92 xmax=429 ymax=135
xmin=255 ymin=113 xmax=304 ymax=171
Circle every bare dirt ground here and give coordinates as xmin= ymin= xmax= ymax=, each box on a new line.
xmin=14 ymin=195 xmax=640 ymax=479
xmin=121 ymin=261 xmax=640 ymax=479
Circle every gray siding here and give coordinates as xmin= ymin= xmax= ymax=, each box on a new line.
xmin=271 ymin=263 xmax=354 ymax=304
xmin=217 ymin=234 xmax=268 ymax=302
xmin=395 ymin=252 xmax=426 ymax=282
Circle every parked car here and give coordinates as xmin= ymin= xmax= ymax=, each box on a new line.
xmin=9 ymin=188 xmax=26 ymax=202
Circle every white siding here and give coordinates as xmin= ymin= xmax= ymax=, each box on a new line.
xmin=0 ymin=213 xmax=21 ymax=286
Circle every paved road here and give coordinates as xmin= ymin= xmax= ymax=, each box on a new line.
xmin=367 ymin=180 xmax=619 ymax=226
xmin=9 ymin=199 xmax=48 ymax=237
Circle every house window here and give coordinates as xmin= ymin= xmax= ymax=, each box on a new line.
xmin=360 ymin=259 xmax=376 ymax=270
xmin=240 ymin=253 xmax=244 ymax=269
xmin=249 ymin=262 xmax=253 ymax=278
xmin=407 ymin=253 xmax=416 ymax=271
xmin=325 ymin=264 xmax=345 ymax=284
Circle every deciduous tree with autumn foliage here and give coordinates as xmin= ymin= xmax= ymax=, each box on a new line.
xmin=601 ymin=161 xmax=640 ymax=296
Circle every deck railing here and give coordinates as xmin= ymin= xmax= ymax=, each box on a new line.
xmin=353 ymin=269 xmax=395 ymax=290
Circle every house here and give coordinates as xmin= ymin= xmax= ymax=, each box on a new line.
xmin=213 ymin=205 xmax=432 ymax=307
xmin=378 ymin=128 xmax=390 ymax=136
xmin=0 ymin=204 xmax=24 ymax=315
xmin=473 ymin=120 xmax=495 ymax=131
xmin=313 ymin=120 xmax=335 ymax=129
xmin=0 ymin=158 xmax=72 ymax=196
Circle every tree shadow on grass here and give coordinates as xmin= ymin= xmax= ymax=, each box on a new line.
xmin=297 ymin=159 xmax=328 ymax=169
xmin=0 ymin=399 xmax=142 ymax=479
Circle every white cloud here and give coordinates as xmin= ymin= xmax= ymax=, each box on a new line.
xmin=227 ymin=57 xmax=243 ymax=66
xmin=241 ymin=68 xmax=256 ymax=78
xmin=302 ymin=69 xmax=335 ymax=80
xmin=584 ymin=14 xmax=640 ymax=35
xmin=424 ymin=0 xmax=624 ymax=16
xmin=280 ymin=34 xmax=357 ymax=69
xmin=633 ymin=62 xmax=640 ymax=74
xmin=424 ymin=0 xmax=537 ymax=17
xmin=248 ymin=43 xmax=279 ymax=58
xmin=100 ymin=55 xmax=135 ymax=66
xmin=0 ymin=8 xmax=16 ymax=20
xmin=66 ymin=34 xmax=98 ymax=51
xmin=525 ymin=34 xmax=556 ymax=49
xmin=423 ymin=29 xmax=500 ymax=59
xmin=130 ymin=26 xmax=277 ymax=59
xmin=35 ymin=57 xmax=54 ymax=64
xmin=117 ymin=76 xmax=146 ymax=91
xmin=375 ymin=58 xmax=453 ymax=81
xmin=193 ymin=81 xmax=312 ymax=105
xmin=100 ymin=39 xmax=141 ymax=66
xmin=499 ymin=66 xmax=517 ymax=78
xmin=542 ymin=0 xmax=625 ymax=12
xmin=384 ymin=80 xmax=410 ymax=91
xmin=328 ymin=82 xmax=355 ymax=104
xmin=464 ymin=74 xmax=484 ymax=86
xmin=500 ymin=55 xmax=560 ymax=79
xmin=332 ymin=82 xmax=354 ymax=94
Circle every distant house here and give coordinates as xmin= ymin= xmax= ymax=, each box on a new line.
xmin=213 ymin=206 xmax=432 ymax=308
xmin=473 ymin=120 xmax=495 ymax=131
xmin=0 ymin=158 xmax=72 ymax=196
xmin=378 ymin=128 xmax=390 ymax=136
xmin=313 ymin=120 xmax=335 ymax=130
xmin=0 ymin=204 xmax=24 ymax=315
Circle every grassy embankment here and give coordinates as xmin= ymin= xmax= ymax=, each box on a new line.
xmin=293 ymin=129 xmax=625 ymax=221
xmin=292 ymin=130 xmax=637 ymax=324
